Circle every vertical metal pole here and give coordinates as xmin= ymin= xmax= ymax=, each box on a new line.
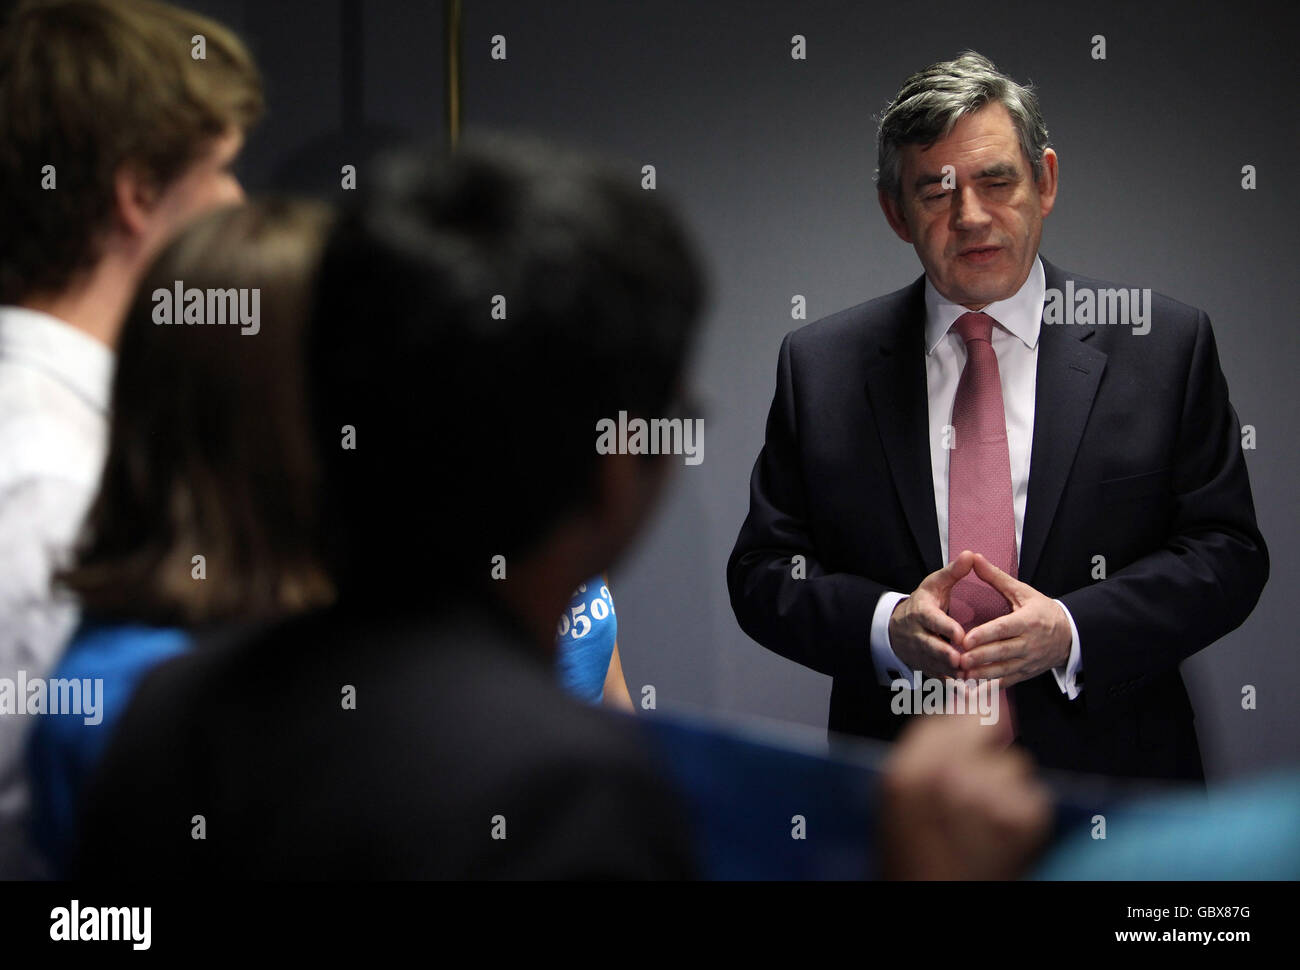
xmin=341 ymin=0 xmax=362 ymax=134
xmin=445 ymin=0 xmax=462 ymax=150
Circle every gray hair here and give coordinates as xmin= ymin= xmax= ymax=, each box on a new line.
xmin=875 ymin=51 xmax=1050 ymax=201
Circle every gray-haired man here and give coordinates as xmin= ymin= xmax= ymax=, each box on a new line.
xmin=729 ymin=52 xmax=1267 ymax=782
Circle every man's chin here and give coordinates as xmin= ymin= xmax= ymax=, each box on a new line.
xmin=943 ymin=272 xmax=1018 ymax=309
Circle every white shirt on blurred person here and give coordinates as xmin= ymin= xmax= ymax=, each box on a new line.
xmin=0 ymin=305 xmax=112 ymax=879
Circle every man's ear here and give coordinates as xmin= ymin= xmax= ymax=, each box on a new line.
xmin=113 ymin=163 xmax=160 ymax=239
xmin=1035 ymin=148 xmax=1059 ymax=219
xmin=878 ymin=188 xmax=913 ymax=244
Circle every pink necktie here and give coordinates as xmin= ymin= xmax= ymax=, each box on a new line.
xmin=947 ymin=311 xmax=1017 ymax=745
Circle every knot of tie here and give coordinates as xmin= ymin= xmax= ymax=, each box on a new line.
xmin=954 ymin=311 xmax=994 ymax=345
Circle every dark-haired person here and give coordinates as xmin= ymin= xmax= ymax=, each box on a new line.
xmin=0 ymin=0 xmax=262 ymax=877
xmin=26 ymin=199 xmax=335 ymax=875
xmin=73 ymin=138 xmax=707 ymax=879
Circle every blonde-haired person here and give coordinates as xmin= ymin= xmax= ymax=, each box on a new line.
xmin=27 ymin=199 xmax=335 ymax=876
xmin=0 ymin=0 xmax=263 ymax=877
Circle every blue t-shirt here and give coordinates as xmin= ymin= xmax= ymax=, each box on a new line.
xmin=554 ymin=578 xmax=617 ymax=704
xmin=27 ymin=622 xmax=190 ymax=874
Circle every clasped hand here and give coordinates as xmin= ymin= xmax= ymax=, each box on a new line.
xmin=887 ymin=550 xmax=1071 ymax=688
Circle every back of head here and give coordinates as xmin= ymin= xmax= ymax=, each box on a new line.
xmin=311 ymin=135 xmax=706 ymax=601
xmin=0 ymin=0 xmax=263 ymax=304
xmin=61 ymin=198 xmax=335 ymax=627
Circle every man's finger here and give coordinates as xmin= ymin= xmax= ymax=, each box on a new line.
xmin=962 ymin=613 xmax=1024 ymax=650
xmin=962 ymin=662 xmax=1026 ymax=686
xmin=918 ymin=635 xmax=963 ymax=675
xmin=927 ymin=550 xmax=975 ymax=594
xmin=920 ymin=608 xmax=965 ymax=646
xmin=960 ymin=636 xmax=1027 ymax=670
xmin=971 ymin=552 xmax=1022 ymax=603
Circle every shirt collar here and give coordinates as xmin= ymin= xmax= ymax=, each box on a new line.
xmin=0 ymin=305 xmax=115 ymax=414
xmin=923 ymin=255 xmax=1045 ymax=354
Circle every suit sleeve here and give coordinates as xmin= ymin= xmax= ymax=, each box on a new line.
xmin=1057 ymin=310 xmax=1268 ymax=712
xmin=727 ymin=332 xmax=890 ymax=681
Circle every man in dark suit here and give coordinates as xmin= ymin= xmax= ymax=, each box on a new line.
xmin=728 ymin=52 xmax=1267 ymax=783
xmin=73 ymin=137 xmax=706 ymax=878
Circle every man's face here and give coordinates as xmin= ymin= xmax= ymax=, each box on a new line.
xmin=139 ymin=126 xmax=247 ymax=259
xmin=879 ymin=102 xmax=1057 ymax=309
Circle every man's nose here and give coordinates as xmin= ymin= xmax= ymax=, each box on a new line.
xmin=951 ymin=185 xmax=991 ymax=230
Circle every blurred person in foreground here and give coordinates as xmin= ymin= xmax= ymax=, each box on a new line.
xmin=73 ymin=138 xmax=708 ymax=878
xmin=28 ymin=200 xmax=335 ymax=876
xmin=0 ymin=0 xmax=261 ymax=877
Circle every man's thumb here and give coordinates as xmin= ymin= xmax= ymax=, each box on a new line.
xmin=931 ymin=549 xmax=975 ymax=591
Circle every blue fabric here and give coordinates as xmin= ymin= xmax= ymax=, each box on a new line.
xmin=642 ymin=708 xmax=1300 ymax=880
xmin=639 ymin=714 xmax=879 ymax=879
xmin=1033 ymin=770 xmax=1300 ymax=880
xmin=554 ymin=577 xmax=617 ymax=704
xmin=27 ymin=622 xmax=190 ymax=875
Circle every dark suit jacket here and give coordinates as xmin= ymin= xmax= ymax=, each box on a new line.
xmin=728 ymin=258 xmax=1268 ymax=782
xmin=72 ymin=598 xmax=696 ymax=878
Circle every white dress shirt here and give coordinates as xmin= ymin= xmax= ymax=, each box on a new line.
xmin=0 ymin=306 xmax=113 ymax=878
xmin=868 ymin=257 xmax=1084 ymax=697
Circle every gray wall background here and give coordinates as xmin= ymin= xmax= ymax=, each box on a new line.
xmin=193 ymin=0 xmax=1297 ymax=782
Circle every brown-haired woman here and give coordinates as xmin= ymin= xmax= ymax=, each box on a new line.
xmin=27 ymin=198 xmax=334 ymax=875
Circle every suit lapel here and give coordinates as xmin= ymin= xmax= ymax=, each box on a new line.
xmin=863 ymin=277 xmax=944 ymax=574
xmin=1018 ymin=258 xmax=1108 ymax=585
xmin=861 ymin=260 xmax=1109 ymax=584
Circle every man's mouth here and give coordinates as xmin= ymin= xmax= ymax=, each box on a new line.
xmin=957 ymin=245 xmax=1002 ymax=264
